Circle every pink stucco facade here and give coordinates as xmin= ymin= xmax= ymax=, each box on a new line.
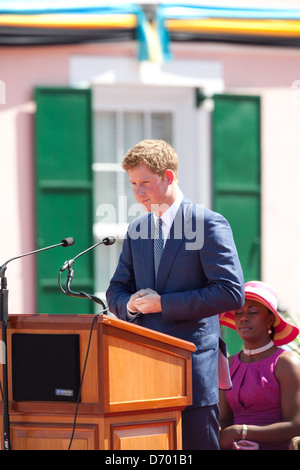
xmin=1 ymin=41 xmax=300 ymax=326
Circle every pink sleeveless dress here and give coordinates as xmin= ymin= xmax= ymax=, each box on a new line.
xmin=225 ymin=348 xmax=290 ymax=450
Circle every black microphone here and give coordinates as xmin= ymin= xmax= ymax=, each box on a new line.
xmin=61 ymin=237 xmax=76 ymax=248
xmin=102 ymin=236 xmax=116 ymax=246
xmin=0 ymin=237 xmax=75 ymax=277
xmin=60 ymin=236 xmax=116 ymax=272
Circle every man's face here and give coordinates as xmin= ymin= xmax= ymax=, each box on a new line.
xmin=127 ymin=164 xmax=170 ymax=213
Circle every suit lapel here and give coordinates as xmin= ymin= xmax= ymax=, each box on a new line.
xmin=155 ymin=199 xmax=192 ymax=292
xmin=137 ymin=198 xmax=194 ymax=292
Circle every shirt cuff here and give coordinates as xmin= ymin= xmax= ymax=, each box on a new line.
xmin=126 ymin=302 xmax=141 ymax=320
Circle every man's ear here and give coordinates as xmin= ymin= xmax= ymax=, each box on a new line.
xmin=164 ymin=169 xmax=175 ymax=185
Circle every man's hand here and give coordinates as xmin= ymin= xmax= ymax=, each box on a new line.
xmin=128 ymin=288 xmax=161 ymax=314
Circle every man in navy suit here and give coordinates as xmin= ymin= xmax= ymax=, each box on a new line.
xmin=106 ymin=139 xmax=244 ymax=450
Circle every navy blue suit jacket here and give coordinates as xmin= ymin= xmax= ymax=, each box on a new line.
xmin=106 ymin=197 xmax=244 ymax=407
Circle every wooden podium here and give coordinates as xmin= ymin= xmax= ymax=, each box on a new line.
xmin=0 ymin=314 xmax=195 ymax=450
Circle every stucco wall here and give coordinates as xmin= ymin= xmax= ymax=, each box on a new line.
xmin=1 ymin=42 xmax=300 ymax=324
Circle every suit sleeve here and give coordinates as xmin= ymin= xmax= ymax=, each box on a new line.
xmin=161 ymin=211 xmax=245 ymax=323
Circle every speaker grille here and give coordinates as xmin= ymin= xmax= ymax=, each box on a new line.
xmin=12 ymin=333 xmax=80 ymax=402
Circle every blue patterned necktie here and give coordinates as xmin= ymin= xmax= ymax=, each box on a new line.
xmin=154 ymin=217 xmax=164 ymax=278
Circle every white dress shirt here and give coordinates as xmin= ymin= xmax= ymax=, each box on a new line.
xmin=127 ymin=191 xmax=184 ymax=317
xmin=153 ymin=191 xmax=184 ymax=247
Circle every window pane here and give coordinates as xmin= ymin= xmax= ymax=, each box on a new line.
xmin=95 ymin=240 xmax=124 ymax=298
xmin=93 ymin=110 xmax=173 ymax=306
xmin=123 ymin=173 xmax=140 ymax=223
xmin=94 ymin=112 xmax=116 ymax=163
xmin=123 ymin=112 xmax=144 ymax=152
xmin=151 ymin=113 xmax=172 ymax=143
xmin=94 ymin=171 xmax=141 ymax=225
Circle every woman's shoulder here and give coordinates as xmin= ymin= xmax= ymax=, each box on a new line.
xmin=277 ymin=349 xmax=300 ymax=365
xmin=276 ymin=349 xmax=300 ymax=381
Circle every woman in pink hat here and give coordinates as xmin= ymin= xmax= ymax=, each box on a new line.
xmin=219 ymin=281 xmax=300 ymax=450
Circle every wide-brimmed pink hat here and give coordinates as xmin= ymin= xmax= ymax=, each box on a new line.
xmin=219 ymin=281 xmax=299 ymax=346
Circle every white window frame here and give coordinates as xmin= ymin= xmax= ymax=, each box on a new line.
xmin=92 ymin=85 xmax=201 ymax=300
xmin=92 ymin=83 xmax=201 ymax=203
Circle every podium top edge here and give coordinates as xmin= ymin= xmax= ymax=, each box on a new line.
xmin=7 ymin=313 xmax=196 ymax=353
xmin=101 ymin=314 xmax=196 ymax=352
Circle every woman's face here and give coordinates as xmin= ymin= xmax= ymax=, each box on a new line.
xmin=234 ymin=299 xmax=274 ymax=345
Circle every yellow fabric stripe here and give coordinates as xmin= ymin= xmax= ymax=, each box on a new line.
xmin=145 ymin=22 xmax=164 ymax=63
xmin=0 ymin=13 xmax=137 ymax=29
xmin=167 ymin=18 xmax=300 ymax=37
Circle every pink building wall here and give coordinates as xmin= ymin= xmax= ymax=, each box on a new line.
xmin=0 ymin=45 xmax=71 ymax=315
xmin=1 ymin=41 xmax=300 ymax=325
xmin=0 ymin=43 xmax=135 ymax=316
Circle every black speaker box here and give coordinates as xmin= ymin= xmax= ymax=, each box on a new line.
xmin=11 ymin=333 xmax=80 ymax=402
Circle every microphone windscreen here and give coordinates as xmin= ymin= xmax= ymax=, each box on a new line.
xmin=102 ymin=236 xmax=116 ymax=246
xmin=61 ymin=237 xmax=75 ymax=247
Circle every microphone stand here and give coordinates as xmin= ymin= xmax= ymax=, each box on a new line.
xmin=0 ymin=237 xmax=75 ymax=450
xmin=0 ymin=269 xmax=10 ymax=450
xmin=58 ymin=237 xmax=116 ymax=313
xmin=58 ymin=267 xmax=108 ymax=312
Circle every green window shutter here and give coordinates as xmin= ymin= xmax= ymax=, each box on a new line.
xmin=35 ymin=87 xmax=94 ymax=314
xmin=212 ymin=94 xmax=261 ymax=354
xmin=213 ymin=94 xmax=261 ymax=281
